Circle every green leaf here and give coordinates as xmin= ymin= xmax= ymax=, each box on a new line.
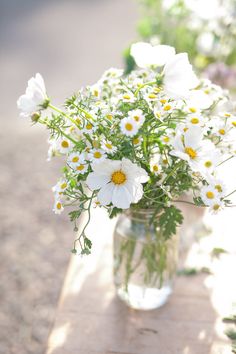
xmin=159 ymin=206 xmax=183 ymax=239
xmin=109 ymin=207 xmax=122 ymax=219
xmin=69 ymin=209 xmax=83 ymax=222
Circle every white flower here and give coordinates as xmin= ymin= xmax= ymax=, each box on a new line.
xmin=56 ymin=137 xmax=73 ymax=155
xmin=17 ymin=73 xmax=48 ymax=118
xmin=205 ymin=176 xmax=227 ymax=197
xmin=132 ymin=136 xmax=142 ymax=146
xmin=185 ymin=89 xmax=213 ymax=111
xmin=101 ymin=141 xmax=117 ymax=154
xmin=196 ymin=150 xmax=222 ymax=177
xmin=209 ymin=198 xmax=225 ymax=214
xmin=67 ymin=152 xmax=85 ymax=168
xmin=88 ymin=149 xmax=107 ymax=164
xmin=200 ymin=185 xmax=219 ymax=206
xmin=82 ymin=122 xmax=97 ymax=135
xmin=128 ymin=109 xmax=145 ymax=126
xmin=120 ymin=117 xmax=139 ymax=137
xmin=86 ymin=158 xmax=149 ymax=209
xmin=119 ymin=92 xmax=136 ymax=103
xmin=150 ymin=155 xmax=162 ymax=175
xmin=52 ymin=179 xmax=68 ymax=196
xmin=130 ymin=42 xmax=176 ymax=68
xmin=73 ymin=163 xmax=88 ymax=174
xmin=163 ymin=53 xmax=199 ymax=99
xmin=53 ymin=199 xmax=64 ymax=214
xmin=170 ymin=126 xmax=211 ymax=170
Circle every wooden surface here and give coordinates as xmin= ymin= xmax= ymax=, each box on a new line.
xmin=45 ymin=206 xmax=236 ymax=354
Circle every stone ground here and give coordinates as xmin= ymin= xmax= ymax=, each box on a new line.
xmin=0 ymin=1 xmax=137 ymax=353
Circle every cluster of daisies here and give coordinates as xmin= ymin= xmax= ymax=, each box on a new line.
xmin=17 ymin=42 xmax=236 ymax=251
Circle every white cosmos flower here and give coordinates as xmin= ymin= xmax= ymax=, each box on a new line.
xmin=17 ymin=73 xmax=48 ymax=118
xmin=130 ymin=42 xmax=176 ymax=68
xmin=186 ymin=89 xmax=213 ymax=110
xmin=128 ymin=109 xmax=145 ymax=126
xmin=86 ymin=158 xmax=149 ymax=209
xmin=170 ymin=126 xmax=212 ymax=170
xmin=120 ymin=117 xmax=139 ymax=137
xmin=163 ymin=53 xmax=199 ymax=99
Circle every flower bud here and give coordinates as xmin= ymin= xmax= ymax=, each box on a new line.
xmin=31 ymin=112 xmax=41 ymax=122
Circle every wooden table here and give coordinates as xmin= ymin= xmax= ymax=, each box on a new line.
xmin=45 ymin=206 xmax=236 ymax=354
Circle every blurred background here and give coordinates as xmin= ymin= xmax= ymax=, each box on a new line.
xmin=0 ymin=1 xmax=138 ymax=353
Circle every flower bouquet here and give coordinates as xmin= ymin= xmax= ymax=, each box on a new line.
xmin=17 ymin=43 xmax=236 ymax=309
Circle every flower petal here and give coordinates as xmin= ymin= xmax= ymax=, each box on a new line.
xmin=97 ymin=183 xmax=114 ymax=206
xmin=112 ymin=185 xmax=132 ymax=209
xmin=86 ymin=172 xmax=110 ymax=190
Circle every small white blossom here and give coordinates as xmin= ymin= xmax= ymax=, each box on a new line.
xmin=120 ymin=117 xmax=139 ymax=137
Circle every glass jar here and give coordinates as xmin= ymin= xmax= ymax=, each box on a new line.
xmin=113 ymin=209 xmax=179 ymax=310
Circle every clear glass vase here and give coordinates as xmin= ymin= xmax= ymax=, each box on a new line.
xmin=113 ymin=209 xmax=179 ymax=310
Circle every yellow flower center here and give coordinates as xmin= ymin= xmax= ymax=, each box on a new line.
xmin=215 ymin=184 xmax=222 ymax=193
xmin=185 ymin=147 xmax=197 ymax=159
xmin=153 ymin=165 xmax=159 ymax=172
xmin=76 ymin=118 xmax=81 ymax=125
xmin=153 ymin=87 xmax=161 ymax=93
xmin=155 ymin=112 xmax=161 ymax=119
xmin=163 ymin=136 xmax=170 ymax=143
xmin=163 ymin=105 xmax=171 ymax=111
xmin=231 ymin=121 xmax=236 ymax=127
xmin=160 ymin=99 xmax=166 ymax=104
xmin=56 ymin=202 xmax=62 ymax=210
xmin=93 ymin=151 xmax=102 ymax=159
xmin=189 ymin=107 xmax=197 ymax=113
xmin=76 ymin=165 xmax=85 ymax=171
xmin=105 ymin=143 xmax=112 ymax=150
xmin=213 ymin=204 xmax=220 ymax=211
xmin=86 ymin=123 xmax=93 ymax=130
xmin=206 ymin=191 xmax=215 ymax=199
xmin=204 ymin=89 xmax=210 ymax=94
xmin=106 ymin=114 xmax=113 ymax=120
xmin=224 ymin=113 xmax=231 ymax=117
xmin=183 ymin=127 xmax=188 ymax=132
xmin=72 ymin=156 xmax=79 ymax=163
xmin=133 ymin=137 xmax=140 ymax=145
xmin=60 ymin=183 xmax=67 ymax=189
xmin=93 ymin=89 xmax=99 ymax=97
xmin=219 ymin=129 xmax=225 ymax=135
xmin=123 ymin=94 xmax=131 ymax=100
xmin=191 ymin=117 xmax=199 ymax=124
xmin=204 ymin=161 xmax=212 ymax=168
xmin=61 ymin=140 xmax=69 ymax=148
xmin=133 ymin=115 xmax=140 ymax=122
xmin=125 ymin=123 xmax=133 ymax=131
xmin=148 ymin=93 xmax=157 ymax=99
xmin=111 ymin=170 xmax=126 ymax=185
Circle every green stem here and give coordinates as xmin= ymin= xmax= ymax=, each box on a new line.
xmin=48 ymin=103 xmax=79 ymax=127
xmin=39 ymin=118 xmax=78 ymax=145
xmin=134 ymin=80 xmax=156 ymax=97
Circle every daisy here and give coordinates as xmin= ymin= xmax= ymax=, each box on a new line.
xmin=150 ymin=156 xmax=162 ymax=175
xmin=209 ymin=198 xmax=225 ymax=214
xmin=132 ymin=136 xmax=142 ymax=146
xmin=102 ymin=141 xmax=117 ymax=154
xmin=56 ymin=137 xmax=73 ymax=155
xmin=119 ymin=92 xmax=136 ymax=103
xmin=128 ymin=109 xmax=145 ymax=126
xmin=86 ymin=158 xmax=149 ymax=209
xmin=53 ymin=199 xmax=64 ymax=214
xmin=74 ymin=163 xmax=88 ymax=174
xmin=186 ymin=114 xmax=205 ymax=127
xmin=206 ymin=176 xmax=227 ymax=197
xmin=120 ymin=117 xmax=139 ymax=137
xmin=88 ymin=149 xmax=107 ymax=164
xmin=17 ymin=73 xmax=48 ymax=119
xmin=67 ymin=152 xmax=85 ymax=168
xmin=200 ymin=185 xmax=219 ymax=206
xmin=196 ymin=150 xmax=222 ymax=177
xmin=82 ymin=122 xmax=97 ymax=135
xmin=52 ymin=179 xmax=68 ymax=196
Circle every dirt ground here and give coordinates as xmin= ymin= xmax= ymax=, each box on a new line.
xmin=0 ymin=1 xmax=137 ymax=353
